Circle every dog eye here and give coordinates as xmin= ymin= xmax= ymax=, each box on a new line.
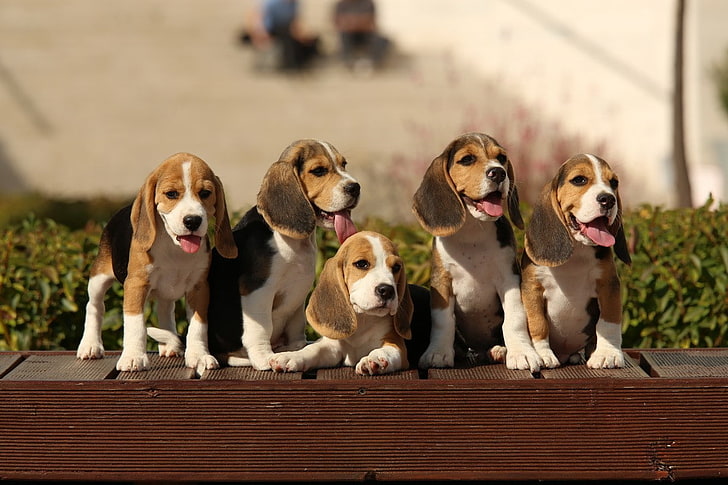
xmin=457 ymin=154 xmax=476 ymax=166
xmin=391 ymin=263 xmax=402 ymax=273
xmin=199 ymin=189 xmax=212 ymax=199
xmin=496 ymin=153 xmax=507 ymax=164
xmin=165 ymin=190 xmax=179 ymax=200
xmin=341 ymin=160 xmax=348 ymax=168
xmin=310 ymin=166 xmax=328 ymax=177
xmin=353 ymin=259 xmax=370 ymax=270
xmin=610 ymin=178 xmax=619 ymax=190
xmin=570 ymin=176 xmax=588 ymax=186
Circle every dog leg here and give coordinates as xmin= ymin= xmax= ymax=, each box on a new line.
xmin=77 ymin=273 xmax=115 ymax=360
xmin=418 ymin=299 xmax=456 ymax=368
xmin=586 ymin=320 xmax=625 ymax=368
xmin=357 ymin=344 xmax=405 ymax=375
xmin=117 ymin=312 xmax=150 ymax=371
xmin=242 ymin=294 xmax=277 ymax=370
xmin=154 ymin=298 xmax=184 ymax=357
xmin=500 ymin=283 xmax=542 ymax=372
xmin=277 ymin=303 xmax=307 ymax=352
xmin=183 ymin=285 xmax=219 ymax=372
xmin=269 ymin=338 xmax=343 ymax=373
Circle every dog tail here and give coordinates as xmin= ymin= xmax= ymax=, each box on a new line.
xmin=146 ymin=327 xmax=181 ymax=345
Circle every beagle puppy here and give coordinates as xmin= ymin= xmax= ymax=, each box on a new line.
xmin=76 ymin=153 xmax=237 ymax=372
xmin=269 ymin=231 xmax=413 ymax=375
xmin=207 ymin=139 xmax=360 ymax=370
xmin=521 ymin=154 xmax=631 ymax=369
xmin=412 ymin=132 xmax=542 ymax=371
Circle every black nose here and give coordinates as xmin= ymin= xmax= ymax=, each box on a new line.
xmin=375 ymin=284 xmax=395 ymax=301
xmin=344 ymin=182 xmax=360 ymax=198
xmin=183 ymin=215 xmax=203 ymax=231
xmin=597 ymin=193 xmax=616 ymax=210
xmin=486 ymin=167 xmax=506 ymax=184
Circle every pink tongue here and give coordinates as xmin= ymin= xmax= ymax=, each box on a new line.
xmin=582 ymin=219 xmax=615 ymax=247
xmin=334 ymin=210 xmax=357 ymax=244
xmin=178 ymin=235 xmax=202 ymax=254
xmin=476 ymin=193 xmax=503 ymax=217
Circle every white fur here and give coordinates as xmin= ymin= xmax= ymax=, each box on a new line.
xmin=77 ymin=273 xmax=115 ymax=360
xmin=117 ymin=313 xmax=149 ymax=371
xmin=572 ymin=154 xmax=619 ymax=246
xmin=587 ymin=319 xmax=625 ymax=369
xmin=533 ymin=244 xmax=606 ymax=367
xmin=419 ymin=216 xmax=542 ymax=371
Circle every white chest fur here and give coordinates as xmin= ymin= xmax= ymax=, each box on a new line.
xmin=536 ymin=244 xmax=602 ymax=355
xmin=437 ymin=217 xmax=518 ymax=344
xmin=148 ymin=235 xmax=209 ymax=301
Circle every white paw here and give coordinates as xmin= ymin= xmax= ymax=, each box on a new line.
xmin=505 ymin=346 xmax=543 ymax=372
xmin=587 ymin=348 xmax=625 ymax=369
xmin=159 ymin=340 xmax=184 ymax=358
xmin=116 ymin=352 xmax=149 ymax=372
xmin=248 ymin=352 xmax=274 ymax=371
xmin=269 ymin=352 xmax=305 ymax=373
xmin=186 ymin=351 xmax=219 ymax=371
xmin=418 ymin=346 xmax=454 ymax=369
xmin=77 ymin=339 xmax=105 ymax=360
xmin=488 ymin=345 xmax=507 ymax=363
xmin=356 ymin=351 xmax=393 ymax=375
xmin=536 ymin=348 xmax=561 ymax=369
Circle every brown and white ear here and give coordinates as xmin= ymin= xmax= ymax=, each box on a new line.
xmin=610 ymin=193 xmax=631 ymax=265
xmin=306 ymin=253 xmax=357 ymax=339
xmin=524 ymin=185 xmax=574 ymax=267
xmin=257 ymin=158 xmax=316 ymax=239
xmin=505 ymin=160 xmax=524 ymax=230
xmin=130 ymin=169 xmax=159 ymax=252
xmin=393 ymin=267 xmax=413 ymax=339
xmin=212 ymin=175 xmax=238 ymax=259
xmin=412 ymin=153 xmax=465 ymax=237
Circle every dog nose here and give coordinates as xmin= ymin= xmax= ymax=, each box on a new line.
xmin=486 ymin=167 xmax=506 ymax=184
xmin=597 ymin=193 xmax=616 ymax=210
xmin=344 ymin=182 xmax=360 ymax=198
xmin=375 ymin=284 xmax=395 ymax=301
xmin=183 ymin=215 xmax=203 ymax=231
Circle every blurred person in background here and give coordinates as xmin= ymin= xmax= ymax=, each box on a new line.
xmin=333 ymin=0 xmax=389 ymax=74
xmin=240 ymin=0 xmax=320 ymax=71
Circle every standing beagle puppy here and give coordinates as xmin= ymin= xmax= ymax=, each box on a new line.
xmin=521 ymin=154 xmax=631 ymax=369
xmin=269 ymin=231 xmax=413 ymax=375
xmin=412 ymin=132 xmax=541 ymax=371
xmin=207 ymin=139 xmax=360 ymax=370
xmin=76 ymin=153 xmax=237 ymax=372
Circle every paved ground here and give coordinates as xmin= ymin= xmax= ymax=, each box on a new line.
xmin=0 ymin=0 xmax=563 ymax=222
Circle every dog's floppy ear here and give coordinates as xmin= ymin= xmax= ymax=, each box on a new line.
xmin=610 ymin=192 xmax=631 ymax=265
xmin=505 ymin=158 xmax=524 ymax=230
xmin=393 ymin=265 xmax=413 ymax=339
xmin=257 ymin=148 xmax=316 ymax=239
xmin=525 ymin=183 xmax=574 ymax=267
xmin=212 ymin=175 xmax=238 ymax=259
xmin=412 ymin=150 xmax=465 ymax=237
xmin=130 ymin=167 xmax=159 ymax=252
xmin=306 ymin=250 xmax=357 ymax=339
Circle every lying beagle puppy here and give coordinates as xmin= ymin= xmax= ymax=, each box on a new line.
xmin=207 ymin=139 xmax=360 ymax=370
xmin=521 ymin=154 xmax=631 ymax=369
xmin=76 ymin=153 xmax=237 ymax=372
xmin=269 ymin=231 xmax=413 ymax=375
xmin=412 ymin=132 xmax=541 ymax=371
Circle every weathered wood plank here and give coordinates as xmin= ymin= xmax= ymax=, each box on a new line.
xmin=540 ymin=355 xmax=648 ymax=379
xmin=2 ymin=354 xmax=117 ymax=381
xmin=428 ymin=364 xmax=534 ymax=380
xmin=0 ymin=353 xmax=22 ymax=377
xmin=641 ymin=350 xmax=728 ymax=378
xmin=116 ymin=354 xmax=195 ymax=380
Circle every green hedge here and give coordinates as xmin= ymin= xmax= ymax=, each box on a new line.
xmin=1 ymin=201 xmax=726 ymax=351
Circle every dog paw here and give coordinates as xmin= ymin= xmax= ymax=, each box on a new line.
xmin=186 ymin=351 xmax=219 ymax=371
xmin=249 ymin=353 xmax=273 ymax=371
xmin=418 ymin=347 xmax=454 ymax=369
xmin=116 ymin=352 xmax=149 ymax=372
xmin=356 ymin=352 xmax=393 ymax=376
xmin=159 ymin=341 xmax=184 ymax=358
xmin=587 ymin=349 xmax=625 ymax=369
xmin=269 ymin=352 xmax=305 ymax=373
xmin=506 ymin=346 xmax=543 ymax=372
xmin=77 ymin=339 xmax=105 ymax=360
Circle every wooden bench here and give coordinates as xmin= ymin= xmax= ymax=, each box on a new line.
xmin=2 ymin=349 xmax=728 ymax=482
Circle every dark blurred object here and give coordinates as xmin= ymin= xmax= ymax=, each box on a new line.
xmin=333 ymin=0 xmax=390 ymax=73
